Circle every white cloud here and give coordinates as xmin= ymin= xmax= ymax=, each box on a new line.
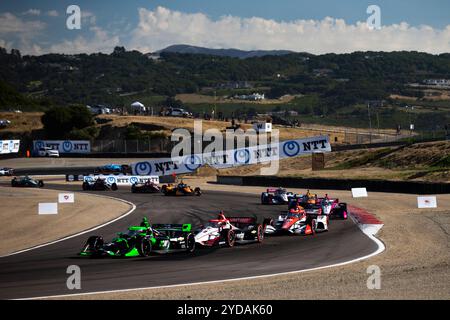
xmin=129 ymin=6 xmax=450 ymax=54
xmin=47 ymin=10 xmax=59 ymax=17
xmin=0 ymin=12 xmax=45 ymax=34
xmin=48 ymin=26 xmax=120 ymax=54
xmin=0 ymin=13 xmax=46 ymax=55
xmin=22 ymin=9 xmax=41 ymax=16
xmin=81 ymin=11 xmax=96 ymax=25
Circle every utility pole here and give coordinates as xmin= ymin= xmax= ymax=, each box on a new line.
xmin=367 ymin=102 xmax=373 ymax=143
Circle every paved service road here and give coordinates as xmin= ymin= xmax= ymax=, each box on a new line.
xmin=0 ymin=184 xmax=377 ymax=299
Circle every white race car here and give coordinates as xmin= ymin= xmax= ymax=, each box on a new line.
xmin=265 ymin=204 xmax=329 ymax=235
xmin=0 ymin=167 xmax=14 ymax=176
xmin=261 ymin=187 xmax=298 ymax=204
xmin=194 ymin=213 xmax=266 ymax=247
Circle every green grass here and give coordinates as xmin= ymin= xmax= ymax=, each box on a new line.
xmin=329 ymin=148 xmax=395 ymax=170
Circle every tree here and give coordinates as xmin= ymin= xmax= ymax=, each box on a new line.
xmin=41 ymin=105 xmax=93 ymax=139
xmin=41 ymin=107 xmax=72 ymax=138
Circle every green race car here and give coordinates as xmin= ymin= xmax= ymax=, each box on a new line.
xmin=79 ymin=217 xmax=196 ymax=257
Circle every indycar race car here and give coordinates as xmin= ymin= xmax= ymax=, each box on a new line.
xmin=11 ymin=176 xmax=44 ymax=188
xmin=265 ymin=203 xmax=328 ymax=236
xmin=0 ymin=167 xmax=14 ymax=176
xmin=79 ymin=217 xmax=196 ymax=257
xmin=161 ymin=181 xmax=201 ymax=196
xmin=194 ymin=212 xmax=265 ymax=247
xmin=261 ymin=187 xmax=297 ymax=204
xmin=94 ymin=164 xmax=131 ymax=175
xmin=82 ymin=178 xmax=118 ymax=191
xmin=131 ymin=180 xmax=160 ymax=193
xmin=317 ymin=196 xmax=348 ymax=219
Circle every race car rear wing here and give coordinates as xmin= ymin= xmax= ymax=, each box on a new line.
xmin=152 ymin=224 xmax=192 ymax=232
xmin=228 ymin=217 xmax=257 ymax=225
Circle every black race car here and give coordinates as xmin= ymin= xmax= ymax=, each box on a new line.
xmin=11 ymin=176 xmax=44 ymax=188
xmin=131 ymin=180 xmax=161 ymax=193
xmin=82 ymin=178 xmax=118 ymax=191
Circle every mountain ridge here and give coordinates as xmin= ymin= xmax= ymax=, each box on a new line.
xmin=156 ymin=44 xmax=295 ymax=59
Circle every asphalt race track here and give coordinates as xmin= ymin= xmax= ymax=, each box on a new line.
xmin=0 ymin=184 xmax=378 ymax=299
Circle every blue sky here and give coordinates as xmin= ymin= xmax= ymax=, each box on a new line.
xmin=0 ymin=1 xmax=449 ymax=55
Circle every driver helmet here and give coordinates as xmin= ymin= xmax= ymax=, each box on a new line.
xmin=217 ymin=211 xmax=226 ymax=221
xmin=140 ymin=216 xmax=150 ymax=228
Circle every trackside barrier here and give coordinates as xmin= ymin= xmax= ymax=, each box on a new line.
xmin=216 ymin=176 xmax=450 ymax=195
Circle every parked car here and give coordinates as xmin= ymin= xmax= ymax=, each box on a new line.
xmin=165 ymin=108 xmax=192 ymax=118
xmin=36 ymin=147 xmax=60 ymax=157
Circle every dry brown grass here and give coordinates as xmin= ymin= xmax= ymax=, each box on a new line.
xmin=0 ymin=185 xmax=131 ymax=256
xmin=0 ymin=112 xmax=43 ymax=133
xmin=98 ymin=115 xmax=346 ymax=142
xmin=175 ymin=93 xmax=295 ymax=104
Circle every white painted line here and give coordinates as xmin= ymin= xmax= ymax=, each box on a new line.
xmin=0 ymin=192 xmax=136 ymax=258
xmin=19 ymin=210 xmax=385 ymax=300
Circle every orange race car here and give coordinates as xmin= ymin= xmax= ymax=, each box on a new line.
xmin=161 ymin=181 xmax=201 ymax=196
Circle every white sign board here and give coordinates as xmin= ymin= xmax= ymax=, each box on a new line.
xmin=253 ymin=122 xmax=272 ymax=133
xmin=132 ymin=135 xmax=331 ymax=176
xmin=0 ymin=140 xmax=20 ymax=154
xmin=58 ymin=193 xmax=75 ymax=203
xmin=39 ymin=203 xmax=58 ymax=215
xmin=33 ymin=140 xmax=90 ymax=154
xmin=417 ymin=196 xmax=437 ymax=208
xmin=83 ymin=175 xmax=159 ymax=186
xmin=352 ymin=187 xmax=368 ymax=198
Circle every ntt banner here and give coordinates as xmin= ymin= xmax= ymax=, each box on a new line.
xmin=83 ymin=175 xmax=159 ymax=185
xmin=132 ymin=135 xmax=331 ymax=176
xmin=33 ymin=140 xmax=91 ymax=154
xmin=0 ymin=140 xmax=20 ymax=154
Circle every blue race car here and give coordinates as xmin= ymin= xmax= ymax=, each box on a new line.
xmin=94 ymin=164 xmax=130 ymax=175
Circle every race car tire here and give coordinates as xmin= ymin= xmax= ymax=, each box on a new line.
xmin=86 ymin=235 xmax=104 ymax=249
xmin=83 ymin=236 xmax=104 ymax=257
xmin=224 ymin=229 xmax=236 ymax=247
xmin=311 ymin=219 xmax=316 ymax=235
xmin=185 ymin=233 xmax=196 ymax=253
xmin=82 ymin=182 xmax=89 ymax=191
xmin=138 ymin=237 xmax=152 ymax=257
xmin=111 ymin=183 xmax=118 ymax=191
xmin=161 ymin=185 xmax=168 ymax=195
xmin=257 ymin=224 xmax=264 ymax=243
xmin=131 ymin=184 xmax=136 ymax=193
xmin=194 ymin=187 xmax=201 ymax=196
xmin=38 ymin=180 xmax=44 ymax=188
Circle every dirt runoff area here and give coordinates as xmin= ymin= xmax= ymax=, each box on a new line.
xmin=64 ymin=178 xmax=450 ymax=300
xmin=0 ymin=186 xmax=132 ymax=256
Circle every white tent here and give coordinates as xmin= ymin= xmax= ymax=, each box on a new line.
xmin=131 ymin=101 xmax=146 ymax=112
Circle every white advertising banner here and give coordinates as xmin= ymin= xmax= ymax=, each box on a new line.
xmin=351 ymin=188 xmax=368 ymax=198
xmin=58 ymin=193 xmax=75 ymax=203
xmin=38 ymin=203 xmax=58 ymax=215
xmin=0 ymin=140 xmax=20 ymax=154
xmin=33 ymin=140 xmax=90 ymax=154
xmin=417 ymin=196 xmax=437 ymax=208
xmin=83 ymin=175 xmax=159 ymax=186
xmin=132 ymin=135 xmax=331 ymax=176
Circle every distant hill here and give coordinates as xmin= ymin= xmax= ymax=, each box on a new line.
xmin=157 ymin=44 xmax=294 ymax=59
